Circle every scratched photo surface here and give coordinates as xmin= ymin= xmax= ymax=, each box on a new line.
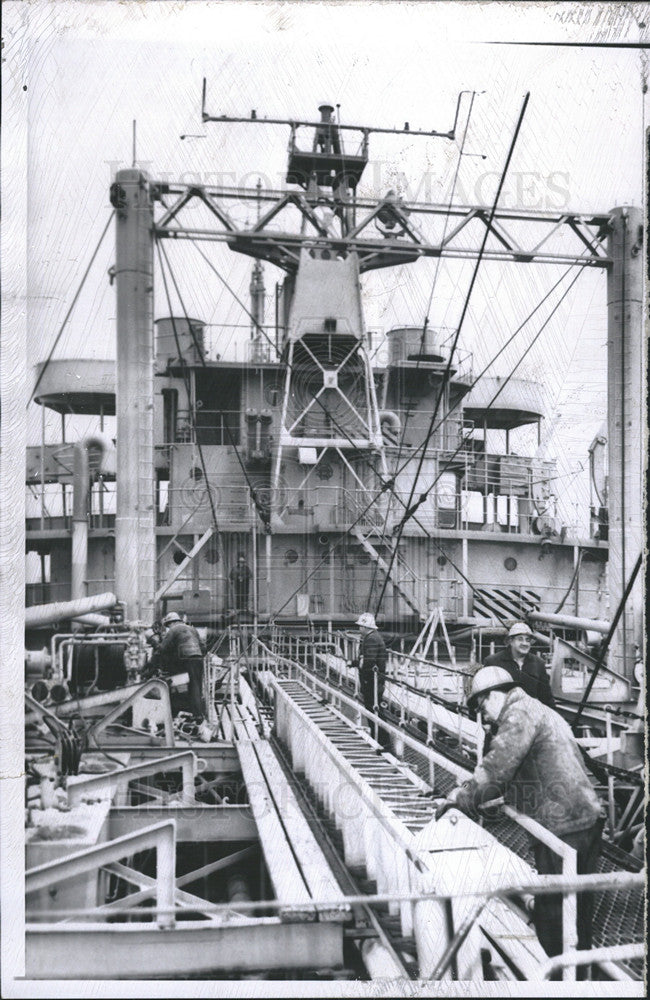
xmin=1 ymin=1 xmax=646 ymax=997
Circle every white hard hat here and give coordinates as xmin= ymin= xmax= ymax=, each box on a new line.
xmin=355 ymin=612 xmax=377 ymax=629
xmin=468 ymin=666 xmax=515 ymax=711
xmin=163 ymin=611 xmax=181 ymax=625
xmin=508 ymin=622 xmax=533 ymax=638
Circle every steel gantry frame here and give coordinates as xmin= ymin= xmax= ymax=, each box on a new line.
xmin=153 ymin=182 xmax=611 ymax=272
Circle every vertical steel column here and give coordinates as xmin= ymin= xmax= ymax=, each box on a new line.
xmin=113 ymin=169 xmax=156 ymax=623
xmin=606 ymin=206 xmax=644 ymax=678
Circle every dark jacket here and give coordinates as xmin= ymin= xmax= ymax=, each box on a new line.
xmin=455 ymin=688 xmax=603 ymax=836
xmin=159 ymin=621 xmax=204 ymax=662
xmin=360 ymin=630 xmax=387 ymax=675
xmin=483 ymin=648 xmax=555 ymax=708
xmin=230 ymin=564 xmax=252 ymax=588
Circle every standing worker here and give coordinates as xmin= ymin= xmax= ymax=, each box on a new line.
xmin=353 ymin=613 xmax=388 ymax=742
xmin=434 ymin=666 xmax=604 ymax=979
xmin=483 ymin=621 xmax=555 ymax=707
xmin=229 ymin=554 xmax=252 ymax=614
xmin=156 ymin=611 xmax=211 ymax=741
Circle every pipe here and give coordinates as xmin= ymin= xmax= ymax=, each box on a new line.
xmin=71 ymin=613 xmax=112 ymax=628
xmin=379 ymin=410 xmax=401 ymax=434
xmin=528 ymin=611 xmax=610 ymax=634
xmin=361 ymin=939 xmax=408 ymax=979
xmin=25 ymin=592 xmax=118 ymax=628
xmin=25 ymin=648 xmax=52 ymax=676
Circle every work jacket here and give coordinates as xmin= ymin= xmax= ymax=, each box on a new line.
xmin=483 ymin=648 xmax=555 ymax=708
xmin=455 ymin=687 xmax=603 ymax=837
xmin=159 ymin=621 xmax=204 ymax=661
xmin=230 ymin=565 xmax=252 ymax=591
xmin=360 ymin=630 xmax=387 ymax=675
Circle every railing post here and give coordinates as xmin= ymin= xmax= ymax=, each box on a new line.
xmin=561 ymin=845 xmax=578 ymax=981
xmin=156 ymin=822 xmax=176 ymax=929
xmin=605 ymin=712 xmax=616 ymax=836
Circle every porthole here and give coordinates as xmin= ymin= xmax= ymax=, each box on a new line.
xmin=504 ymin=556 xmax=518 ymax=571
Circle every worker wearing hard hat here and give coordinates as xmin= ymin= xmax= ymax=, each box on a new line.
xmin=483 ymin=621 xmax=555 ymax=708
xmin=354 ymin=612 xmax=388 ymax=721
xmin=434 ymin=666 xmax=604 ymax=979
xmin=154 ymin=612 xmax=211 ymax=741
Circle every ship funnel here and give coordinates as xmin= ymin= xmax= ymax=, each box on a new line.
xmin=318 ymin=103 xmax=335 ymax=121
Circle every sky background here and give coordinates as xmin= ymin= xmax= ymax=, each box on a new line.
xmin=8 ymin=0 xmax=650 ymax=532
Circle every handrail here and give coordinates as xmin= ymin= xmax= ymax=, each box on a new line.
xmin=251 ymin=635 xmax=592 ymax=980
xmin=26 ymin=870 xmax=643 ymax=920
xmin=26 ymin=820 xmax=177 ymax=930
xmin=538 ymin=943 xmax=645 ymax=980
xmin=67 ymin=750 xmax=196 ymax=806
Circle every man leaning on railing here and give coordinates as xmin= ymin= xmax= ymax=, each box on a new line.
xmin=433 ymin=666 xmax=605 ymax=980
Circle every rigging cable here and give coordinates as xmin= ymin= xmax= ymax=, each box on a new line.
xmin=375 ymin=92 xmax=531 ymax=612
xmin=367 ymin=92 xmax=479 ymax=604
xmin=28 ymin=211 xmax=115 ymax=406
xmin=307 ymin=387 xmax=499 ymax=625
xmin=553 ymin=548 xmax=585 ymax=614
xmin=383 ymin=265 xmax=587 ymax=547
xmin=156 ymin=242 xmax=222 ymax=545
xmin=158 ymin=241 xmax=281 ymax=669
xmin=161 ymin=242 xmax=280 ymax=532
xmin=191 ymin=241 xmax=277 ymax=356
xmin=260 ymin=242 xmax=599 ymax=626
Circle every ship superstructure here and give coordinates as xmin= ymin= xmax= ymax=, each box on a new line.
xmin=26 ymin=99 xmax=621 ymax=643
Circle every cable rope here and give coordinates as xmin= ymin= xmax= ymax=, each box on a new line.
xmin=375 ymin=93 xmax=531 ymax=612
xmin=553 ymin=549 xmax=585 ymax=614
xmin=160 ymin=243 xmax=281 ymax=533
xmin=306 ymin=385 xmax=497 ymax=623
xmin=28 ymin=211 xmax=115 ymax=406
xmin=367 ymin=93 xmax=478 ymax=602
xmin=158 ymin=240 xmax=281 ymax=695
xmin=249 ymin=243 xmax=596 ymax=628
xmin=351 ymin=263 xmax=590 ymax=620
xmin=191 ymin=241 xmax=277 ymax=357
xmin=156 ymin=242 xmax=222 ymax=543
xmin=381 ymin=265 xmax=587 ymax=560
xmin=365 ymin=255 xmax=585 ymax=553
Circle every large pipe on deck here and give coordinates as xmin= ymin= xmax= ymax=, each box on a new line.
xmin=113 ymin=169 xmax=156 ymax=624
xmin=25 ymin=592 xmax=117 ymax=628
xmin=528 ymin=611 xmax=610 ymax=634
xmin=71 ymin=613 xmax=112 ymax=628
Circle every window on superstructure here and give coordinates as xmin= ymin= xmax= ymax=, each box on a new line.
xmin=194 ymin=370 xmax=242 ymax=446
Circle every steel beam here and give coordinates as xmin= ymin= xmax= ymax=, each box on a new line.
xmin=26 ymin=919 xmax=343 ymax=978
xmin=108 ymin=804 xmax=257 ymax=841
xmin=152 ymin=184 xmax=611 ymax=271
xmin=26 ymin=820 xmax=176 ymax=930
